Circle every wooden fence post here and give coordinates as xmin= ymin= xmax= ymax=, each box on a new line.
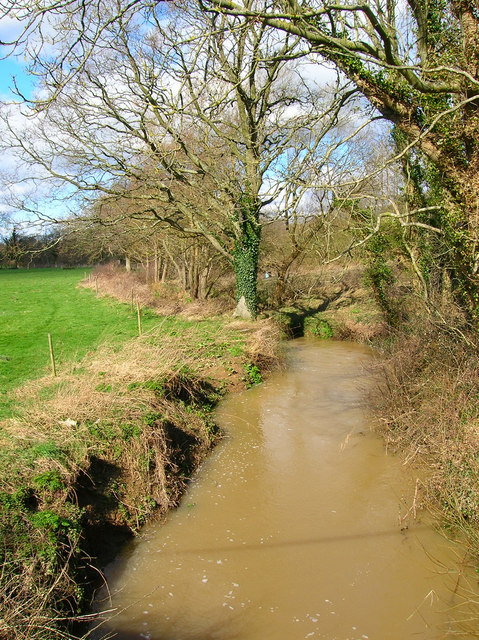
xmin=137 ymin=302 xmax=142 ymax=336
xmin=48 ymin=334 xmax=57 ymax=377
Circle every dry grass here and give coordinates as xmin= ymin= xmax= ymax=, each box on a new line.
xmin=2 ymin=314 xmax=282 ymax=506
xmin=0 ymin=555 xmax=78 ymax=640
xmin=364 ymin=313 xmax=479 ymax=640
xmin=320 ymin=306 xmax=387 ymax=342
xmin=228 ymin=319 xmax=284 ymax=369
xmin=371 ymin=323 xmax=479 ymax=549
xmin=85 ymin=263 xmax=234 ymax=317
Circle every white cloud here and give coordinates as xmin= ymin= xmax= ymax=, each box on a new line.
xmin=0 ymin=15 xmax=25 ymax=45
xmin=297 ymin=58 xmax=338 ymax=87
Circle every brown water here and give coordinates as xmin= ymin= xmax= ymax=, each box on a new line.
xmin=92 ymin=340 xmax=477 ymax=640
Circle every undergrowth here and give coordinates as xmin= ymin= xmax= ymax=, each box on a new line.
xmin=371 ymin=320 xmax=479 ymax=559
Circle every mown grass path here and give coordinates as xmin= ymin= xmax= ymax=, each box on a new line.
xmin=0 ymin=268 xmax=160 ymax=416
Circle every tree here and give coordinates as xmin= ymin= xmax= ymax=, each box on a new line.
xmin=1 ymin=0 xmax=360 ymax=318
xmin=1 ymin=227 xmax=25 ymax=267
xmin=199 ymin=0 xmax=479 ymax=324
xmin=258 ymin=110 xmax=383 ymax=304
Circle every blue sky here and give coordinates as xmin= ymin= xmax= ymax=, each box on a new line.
xmin=0 ymin=47 xmax=39 ymax=232
xmin=0 ymin=13 xmax=36 ymax=100
xmin=0 ymin=55 xmax=35 ymax=99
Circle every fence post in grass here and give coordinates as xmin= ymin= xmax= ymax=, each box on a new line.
xmin=95 ymin=276 xmax=99 ymax=295
xmin=137 ymin=302 xmax=142 ymax=336
xmin=48 ymin=333 xmax=57 ymax=377
xmin=131 ymin=288 xmax=134 ymax=312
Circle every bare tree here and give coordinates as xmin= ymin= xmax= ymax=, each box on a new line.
xmin=0 ymin=0 xmax=360 ymax=318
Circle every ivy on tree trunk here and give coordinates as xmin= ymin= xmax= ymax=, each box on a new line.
xmin=233 ymin=195 xmax=261 ymax=320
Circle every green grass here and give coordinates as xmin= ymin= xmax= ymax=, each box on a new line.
xmin=0 ymin=268 xmax=162 ymax=416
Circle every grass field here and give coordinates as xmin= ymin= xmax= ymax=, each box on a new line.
xmin=0 ymin=268 xmax=164 ymax=416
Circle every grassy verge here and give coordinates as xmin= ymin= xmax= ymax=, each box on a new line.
xmin=0 ymin=270 xmax=281 ymax=640
xmin=0 ymin=268 xmax=161 ymax=419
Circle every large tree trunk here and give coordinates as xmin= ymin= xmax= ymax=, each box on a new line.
xmin=233 ymin=201 xmax=261 ymax=320
xmin=233 ymin=245 xmax=259 ymax=319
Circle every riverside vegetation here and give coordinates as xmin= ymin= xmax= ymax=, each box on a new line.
xmin=267 ymin=249 xmax=479 ymax=606
xmin=3 ymin=0 xmax=479 ymax=634
xmin=84 ymin=260 xmax=479 ymax=597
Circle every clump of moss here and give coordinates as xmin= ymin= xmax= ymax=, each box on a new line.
xmin=303 ymin=315 xmax=334 ymax=339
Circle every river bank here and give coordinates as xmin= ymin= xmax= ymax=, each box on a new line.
xmin=0 ymin=297 xmax=282 ymax=639
xmin=269 ymin=264 xmax=479 ymax=574
xmin=371 ymin=323 xmax=479 ymax=564
xmin=4 ymin=262 xmax=479 ymax=639
xmin=81 ymin=263 xmax=479 ymax=589
xmin=278 ymin=296 xmax=479 ymax=575
xmin=92 ymin=339 xmax=477 ymax=639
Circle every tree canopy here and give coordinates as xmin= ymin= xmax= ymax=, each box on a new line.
xmin=2 ymin=0 xmax=478 ymax=322
xmin=0 ymin=0 xmax=371 ymax=318
xmin=201 ymin=0 xmax=479 ymax=322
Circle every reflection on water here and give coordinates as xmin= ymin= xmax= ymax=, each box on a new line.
xmin=92 ymin=340 xmax=477 ymax=640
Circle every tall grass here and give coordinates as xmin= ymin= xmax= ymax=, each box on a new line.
xmin=372 ymin=322 xmax=479 ymax=555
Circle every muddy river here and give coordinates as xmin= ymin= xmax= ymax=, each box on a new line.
xmin=92 ymin=340 xmax=477 ymax=639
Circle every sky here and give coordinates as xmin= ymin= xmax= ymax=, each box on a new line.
xmin=0 ymin=13 xmax=35 ymax=99
xmin=0 ymin=53 xmax=34 ymax=233
xmin=0 ymin=15 xmax=45 ymax=234
xmin=0 ymin=13 xmax=383 ymax=238
xmin=0 ymin=25 xmax=338 ymax=235
xmin=0 ymin=56 xmax=35 ymax=99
